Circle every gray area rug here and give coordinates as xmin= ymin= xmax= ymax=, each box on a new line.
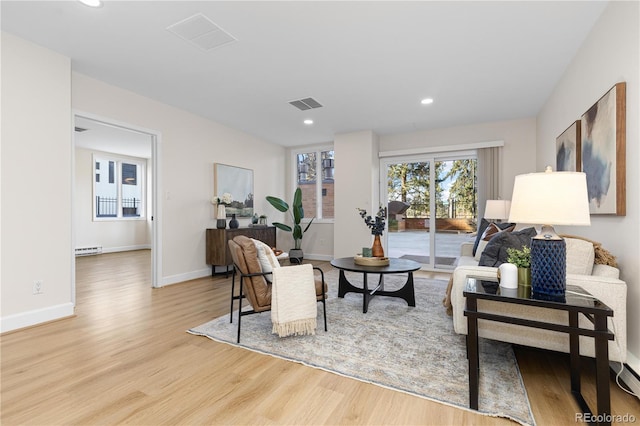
xmin=189 ymin=271 xmax=535 ymax=425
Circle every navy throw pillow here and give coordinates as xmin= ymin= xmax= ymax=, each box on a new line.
xmin=478 ymin=227 xmax=537 ymax=267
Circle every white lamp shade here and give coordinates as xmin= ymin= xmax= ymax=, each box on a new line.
xmin=508 ymin=168 xmax=591 ymax=226
xmin=484 ymin=200 xmax=511 ymax=220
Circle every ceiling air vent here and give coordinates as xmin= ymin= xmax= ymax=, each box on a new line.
xmin=289 ymin=97 xmax=323 ymax=111
xmin=166 ymin=13 xmax=236 ymax=51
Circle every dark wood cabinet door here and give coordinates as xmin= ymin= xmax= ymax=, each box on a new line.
xmin=206 ymin=227 xmax=276 ymax=267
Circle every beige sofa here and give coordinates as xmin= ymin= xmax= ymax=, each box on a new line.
xmin=450 ymin=237 xmax=627 ymax=363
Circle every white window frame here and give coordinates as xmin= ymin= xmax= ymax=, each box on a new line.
xmin=93 ymin=153 xmax=146 ymax=221
xmin=291 ymin=145 xmax=335 ymax=224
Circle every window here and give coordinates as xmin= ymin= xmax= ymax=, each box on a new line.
xmin=94 ymin=155 xmax=145 ymax=219
xmin=108 ymin=161 xmax=115 ymax=184
xmin=294 ymin=147 xmax=334 ymax=220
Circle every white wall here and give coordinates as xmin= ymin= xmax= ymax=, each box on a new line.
xmin=379 ymin=117 xmax=537 ymax=201
xmin=74 ymin=148 xmax=151 ymax=252
xmin=1 ymin=32 xmax=287 ymax=332
xmin=333 ymin=130 xmax=380 ymax=258
xmin=72 ymin=73 xmax=287 ymax=285
xmin=1 ymin=33 xmax=74 ymax=330
xmin=536 ymin=1 xmax=639 ymax=371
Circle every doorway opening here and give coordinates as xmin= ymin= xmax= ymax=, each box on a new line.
xmin=72 ymin=113 xmax=161 ymax=305
xmin=382 ymin=152 xmax=478 ymax=270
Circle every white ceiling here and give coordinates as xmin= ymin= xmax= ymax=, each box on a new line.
xmin=74 ymin=116 xmax=152 ymax=158
xmin=1 ymin=1 xmax=608 ymax=148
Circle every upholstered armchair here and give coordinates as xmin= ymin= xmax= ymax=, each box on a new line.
xmin=227 ymin=235 xmax=327 ymax=342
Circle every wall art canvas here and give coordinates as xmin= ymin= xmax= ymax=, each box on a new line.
xmin=556 ymin=120 xmax=581 ymax=172
xmin=580 ymin=82 xmax=626 ymax=216
xmin=214 ymin=163 xmax=254 ymax=217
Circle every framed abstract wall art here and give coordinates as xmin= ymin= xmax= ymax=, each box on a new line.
xmin=580 ymin=82 xmax=626 ymax=216
xmin=214 ymin=163 xmax=254 ymax=217
xmin=556 ymin=120 xmax=581 ymax=172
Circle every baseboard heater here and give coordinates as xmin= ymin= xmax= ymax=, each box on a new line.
xmin=75 ymin=246 xmax=103 ymax=256
xmin=615 ymin=362 xmax=640 ymax=399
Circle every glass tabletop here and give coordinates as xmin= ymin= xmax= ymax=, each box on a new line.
xmin=464 ymin=275 xmax=613 ymax=313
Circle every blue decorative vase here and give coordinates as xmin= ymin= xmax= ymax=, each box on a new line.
xmin=229 ymin=214 xmax=239 ymax=229
xmin=531 ymin=238 xmax=566 ymax=302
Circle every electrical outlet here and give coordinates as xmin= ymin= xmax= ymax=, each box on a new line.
xmin=33 ymin=280 xmax=43 ymax=295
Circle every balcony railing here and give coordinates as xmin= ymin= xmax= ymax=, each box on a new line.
xmin=96 ymin=196 xmax=141 ymax=217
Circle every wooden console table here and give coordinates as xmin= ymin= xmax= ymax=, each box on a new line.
xmin=206 ymin=227 xmax=276 ymax=275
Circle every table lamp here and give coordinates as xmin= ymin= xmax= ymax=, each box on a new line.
xmin=484 ymin=200 xmax=511 ymax=222
xmin=508 ymin=166 xmax=590 ymax=301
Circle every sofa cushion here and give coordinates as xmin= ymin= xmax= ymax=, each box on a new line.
xmin=478 ymin=227 xmax=536 ymax=267
xmin=458 ymin=255 xmax=481 ymax=267
xmin=472 ymin=218 xmax=515 ymax=256
xmin=565 ymin=237 xmax=595 ymax=275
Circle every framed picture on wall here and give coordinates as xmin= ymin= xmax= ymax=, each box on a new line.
xmin=580 ymin=82 xmax=626 ymax=216
xmin=556 ymin=120 xmax=581 ymax=172
xmin=214 ymin=163 xmax=254 ymax=217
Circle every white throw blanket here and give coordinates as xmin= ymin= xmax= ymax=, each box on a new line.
xmin=271 ymin=264 xmax=317 ymax=337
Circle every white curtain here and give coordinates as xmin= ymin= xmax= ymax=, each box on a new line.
xmin=477 ymin=146 xmax=502 ymax=219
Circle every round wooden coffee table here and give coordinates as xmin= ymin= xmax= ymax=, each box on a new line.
xmin=330 ymin=257 xmax=421 ymax=313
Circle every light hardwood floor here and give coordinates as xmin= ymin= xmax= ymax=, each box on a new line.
xmin=1 ymin=250 xmax=638 ymax=425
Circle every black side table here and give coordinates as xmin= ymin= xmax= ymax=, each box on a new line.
xmin=463 ymin=276 xmax=614 ymax=426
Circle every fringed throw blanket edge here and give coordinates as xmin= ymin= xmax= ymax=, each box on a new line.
xmin=272 ymin=318 xmax=317 ymax=337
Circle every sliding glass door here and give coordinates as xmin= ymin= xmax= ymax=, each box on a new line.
xmin=382 ymin=152 xmax=477 ymax=270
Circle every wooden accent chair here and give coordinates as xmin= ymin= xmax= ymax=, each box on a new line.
xmin=228 ymin=235 xmax=327 ymax=342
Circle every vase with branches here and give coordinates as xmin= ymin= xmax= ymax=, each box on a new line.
xmin=357 ymin=206 xmax=387 ymax=257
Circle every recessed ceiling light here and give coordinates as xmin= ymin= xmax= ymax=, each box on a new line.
xmin=79 ymin=0 xmax=102 ymax=7
xmin=421 ymin=98 xmax=434 ymax=105
xmin=303 ymin=119 xmax=314 ymax=125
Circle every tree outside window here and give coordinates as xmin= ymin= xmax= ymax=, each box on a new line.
xmin=387 ymin=158 xmax=476 ymax=220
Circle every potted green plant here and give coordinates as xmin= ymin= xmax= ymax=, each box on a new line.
xmin=266 ymin=188 xmax=314 ymax=262
xmin=506 ymin=246 xmax=531 ymax=287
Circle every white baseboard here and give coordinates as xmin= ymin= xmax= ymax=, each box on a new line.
xmin=161 ymin=268 xmax=211 ymax=287
xmin=1 ymin=303 xmax=74 ymax=333
xmin=102 ymin=244 xmax=151 ymax=254
xmin=303 ymin=253 xmax=334 ymax=261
